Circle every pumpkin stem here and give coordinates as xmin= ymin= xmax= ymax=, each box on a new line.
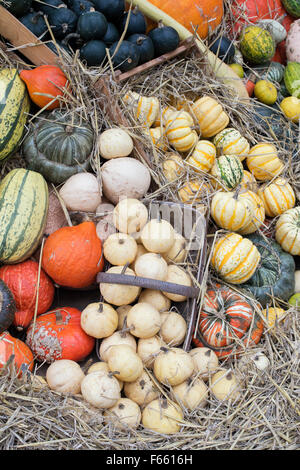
xmin=233 ymin=184 xmax=242 ymax=200
xmin=31 ymin=11 xmax=44 ymax=24
xmin=61 ymin=32 xmax=81 ymax=46
xmin=108 ymin=370 xmax=120 ymax=379
xmin=157 ymin=20 xmax=165 ymax=29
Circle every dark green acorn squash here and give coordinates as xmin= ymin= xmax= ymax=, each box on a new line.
xmin=80 ymin=40 xmax=107 ymax=66
xmin=209 ymin=36 xmax=235 ymax=63
xmin=93 ymin=0 xmax=125 ymax=22
xmin=68 ymin=0 xmax=94 ymax=15
xmin=119 ymin=6 xmax=147 ymax=37
xmin=127 ymin=34 xmax=154 ymax=64
xmin=109 ymin=40 xmax=140 ymax=72
xmin=22 ymin=110 xmax=94 ymax=184
xmin=102 ymin=22 xmax=120 ymax=46
xmin=35 ymin=0 xmax=67 ymax=16
xmin=77 ymin=11 xmax=108 ymax=41
xmin=47 ymin=39 xmax=70 ymax=55
xmin=20 ymin=11 xmax=48 ymax=38
xmin=48 ymin=7 xmax=78 ymax=38
xmin=241 ymin=234 xmax=295 ymax=307
xmin=148 ymin=22 xmax=180 ymax=57
xmin=0 ymin=279 xmax=16 ymax=334
xmin=5 ymin=0 xmax=32 ymax=17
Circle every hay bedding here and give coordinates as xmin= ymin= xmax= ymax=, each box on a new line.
xmin=0 ymin=2 xmax=300 ymax=451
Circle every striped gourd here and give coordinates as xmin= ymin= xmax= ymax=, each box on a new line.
xmin=191 ymin=96 xmax=229 ymax=138
xmin=211 ymin=232 xmax=261 ymax=284
xmin=211 ymin=190 xmax=254 ymax=233
xmin=178 ymin=179 xmax=210 ymax=204
xmin=240 ymin=26 xmax=275 ymax=64
xmin=0 ymin=69 xmax=30 ymax=161
xmin=246 ymin=143 xmax=284 ymax=181
xmin=281 ymin=0 xmax=300 ymax=18
xmin=284 ymin=61 xmax=300 ymax=98
xmin=123 ymin=91 xmax=159 ymax=127
xmin=210 ymin=155 xmax=244 ymax=190
xmin=240 ymin=170 xmax=258 ymax=192
xmin=153 ymin=106 xmax=176 ymax=127
xmin=146 ymin=127 xmax=168 ymax=150
xmin=258 ymin=178 xmax=296 ymax=217
xmin=165 ymin=110 xmax=198 ymax=152
xmin=262 ymin=62 xmax=285 ymax=84
xmin=238 ymin=191 xmax=265 ymax=235
xmin=162 ymin=153 xmax=185 ymax=182
xmin=186 ymin=140 xmax=216 ymax=173
xmin=0 ymin=169 xmax=48 ymax=264
xmin=213 ymin=128 xmax=250 ymax=161
xmin=275 ymin=207 xmax=300 ymax=255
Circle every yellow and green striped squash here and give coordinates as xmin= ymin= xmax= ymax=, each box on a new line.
xmin=186 ymin=140 xmax=216 ymax=173
xmin=211 ymin=190 xmax=254 ymax=233
xmin=0 ymin=168 xmax=49 ymax=264
xmin=165 ymin=110 xmax=198 ymax=153
xmin=246 ymin=143 xmax=284 ymax=181
xmin=211 ymin=232 xmax=261 ymax=284
xmin=210 ymin=154 xmax=244 ymax=190
xmin=275 ymin=207 xmax=300 ymax=256
xmin=213 ymin=128 xmax=250 ymax=161
xmin=240 ymin=170 xmax=258 ymax=193
xmin=0 ymin=68 xmax=30 ymax=161
xmin=240 ymin=26 xmax=275 ymax=64
xmin=258 ymin=177 xmax=296 ymax=217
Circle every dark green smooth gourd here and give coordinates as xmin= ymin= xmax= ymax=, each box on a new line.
xmin=6 ymin=0 xmax=32 ymax=17
xmin=68 ymin=0 xmax=94 ymax=15
xmin=127 ymin=34 xmax=154 ymax=64
xmin=148 ymin=22 xmax=180 ymax=57
xmin=48 ymin=7 xmax=78 ymax=38
xmin=20 ymin=11 xmax=48 ymax=37
xmin=34 ymin=0 xmax=67 ymax=16
xmin=77 ymin=11 xmax=108 ymax=41
xmin=93 ymin=0 xmax=125 ymax=22
xmin=119 ymin=6 xmax=147 ymax=37
xmin=102 ymin=22 xmax=120 ymax=46
xmin=80 ymin=40 xmax=107 ymax=66
xmin=109 ymin=40 xmax=140 ymax=72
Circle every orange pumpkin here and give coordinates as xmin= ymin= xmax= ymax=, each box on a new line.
xmin=146 ymin=0 xmax=224 ymax=38
xmin=0 ymin=331 xmax=34 ymax=375
xmin=19 ymin=65 xmax=69 ymax=110
xmin=42 ymin=221 xmax=104 ymax=289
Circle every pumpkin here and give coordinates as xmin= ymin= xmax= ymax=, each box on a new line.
xmin=22 ymin=110 xmax=94 ymax=184
xmin=79 ymin=40 xmax=107 ymax=66
xmin=0 ymin=280 xmax=16 ymax=334
xmin=178 ymin=179 xmax=210 ymax=205
xmin=210 ymin=189 xmax=255 ymax=233
xmin=93 ymin=0 xmax=125 ymax=22
xmin=209 ymin=35 xmax=235 ymax=63
xmin=213 ymin=128 xmax=250 ymax=162
xmin=48 ymin=7 xmax=78 ymax=38
xmin=189 ymin=347 xmax=219 ymax=380
xmin=140 ymin=219 xmax=175 ymax=254
xmin=127 ymin=33 xmax=155 ymax=64
xmin=104 ymin=233 xmax=138 ymax=266
xmin=159 ymin=311 xmax=187 ymax=347
xmin=137 ymin=335 xmax=165 ymax=368
xmin=123 ymin=370 xmax=160 ymax=406
xmin=69 ymin=0 xmax=95 ymax=16
xmin=99 ymin=330 xmax=136 ymax=362
xmin=87 ymin=361 xmax=124 ymax=391
xmin=275 ymin=207 xmax=300 ymax=255
xmin=146 ymin=0 xmax=223 ymax=38
xmin=210 ymin=155 xmax=244 ymax=190
xmin=77 ymin=10 xmax=108 ymax=40
xmin=211 ymin=232 xmax=261 ymax=284
xmin=286 ymin=19 xmax=300 ymax=62
xmin=172 ymin=377 xmax=208 ymax=410
xmin=153 ymin=346 xmax=194 ymax=386
xmin=238 ymin=191 xmax=265 ymax=235
xmin=280 ymin=96 xmax=300 ymax=123
xmin=261 ymin=306 xmax=287 ymax=331
xmin=145 ymin=127 xmax=168 ymax=151
xmin=113 ymin=198 xmax=148 ymax=235
xmin=20 ymin=11 xmax=48 ymax=37
xmin=104 ymin=398 xmax=141 ymax=429
xmin=254 ymin=80 xmax=278 ymax=105
xmin=148 ymin=22 xmax=180 ymax=56
xmin=239 ymin=26 xmax=275 ymax=64
xmin=0 ymin=331 xmax=34 ymax=375
xmin=109 ymin=40 xmax=140 ymax=72
xmin=258 ymin=178 xmax=296 ymax=217
xmin=81 ymin=371 xmax=121 ymax=408
xmin=211 ymin=369 xmax=241 ymax=401
xmin=134 ymin=253 xmax=168 ymax=281
xmin=0 ymin=260 xmax=55 ymax=331
xmin=139 ymin=290 xmax=171 ymax=313
xmin=281 ymin=0 xmax=300 ymax=18
xmin=193 ymin=285 xmax=263 ymax=358
xmin=241 ymin=233 xmax=295 ymax=306
xmin=126 ymin=302 xmax=161 ymax=338
xmin=26 ymin=307 xmax=95 ymax=363
xmin=42 ymin=221 xmax=104 ymax=289
xmin=191 ymin=96 xmax=229 ymax=138
xmin=261 ymin=61 xmax=285 ymax=84
xmin=107 ymin=344 xmax=143 ymax=382
xmin=59 ymin=173 xmax=102 ymax=212
xmin=100 ymin=265 xmax=141 ymax=306
xmin=20 ymin=66 xmax=69 ymax=110
xmin=80 ymin=302 xmax=118 ymax=339
xmin=119 ymin=6 xmax=147 ymax=36
xmin=103 ymin=22 xmax=120 ymax=45
xmin=0 ymin=169 xmax=48 ymax=264
xmin=162 ymin=265 xmax=192 ymax=302
xmin=123 ymin=91 xmax=159 ymax=128
xmin=246 ymin=143 xmax=284 ymax=181
xmin=0 ymin=68 xmax=30 ymax=162
xmin=284 ymin=61 xmax=300 ymax=98
xmin=46 ymin=359 xmax=85 ymax=394
xmin=98 ymin=128 xmax=134 ymax=159
xmin=186 ymin=140 xmax=216 ymax=173
xmin=162 ymin=154 xmax=185 ymax=182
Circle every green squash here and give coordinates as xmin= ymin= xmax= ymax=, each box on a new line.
xmin=284 ymin=61 xmax=300 ymax=98
xmin=22 ymin=110 xmax=94 ymax=184
xmin=5 ymin=0 xmax=32 ymax=17
xmin=241 ymin=233 xmax=295 ymax=307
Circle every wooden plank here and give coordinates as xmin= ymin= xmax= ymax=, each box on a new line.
xmin=0 ymin=5 xmax=58 ymax=66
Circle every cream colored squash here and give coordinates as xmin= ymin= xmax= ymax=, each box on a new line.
xmin=59 ymin=173 xmax=102 ymax=212
xmin=103 ymin=398 xmax=141 ymax=429
xmin=142 ymin=397 xmax=183 ymax=434
xmin=130 ymin=243 xmax=149 ymax=271
xmin=213 ymin=127 xmax=250 ymax=161
xmin=210 ymin=189 xmax=254 ymax=233
xmin=138 ymin=289 xmax=171 ymax=313
xmin=191 ymin=96 xmax=229 ymax=138
xmin=247 ymin=143 xmax=284 ymax=181
xmin=80 ymin=302 xmax=118 ymax=339
xmin=103 ymin=233 xmax=138 ymax=266
xmin=123 ymin=91 xmax=159 ymax=127
xmin=100 ymin=266 xmax=141 ymax=306
xmin=80 ymin=371 xmax=120 ymax=408
xmin=123 ymin=370 xmax=160 ymax=406
xmin=162 ymin=265 xmax=193 ymax=302
xmin=189 ymin=347 xmax=219 ymax=381
xmin=240 ymin=170 xmax=258 ymax=192
xmin=153 ymin=347 xmax=194 ymax=386
xmin=107 ymin=344 xmax=143 ymax=382
xmin=134 ymin=252 xmax=168 ymax=281
xmin=127 ymin=302 xmax=161 ymax=339
xmin=275 ymin=207 xmax=300 ymax=255
xmin=98 ymin=128 xmax=134 ymax=159
xmin=99 ymin=330 xmax=137 ymax=362
xmin=116 ymin=304 xmax=132 ymax=330
xmin=172 ymin=377 xmax=208 ymax=410
xmin=238 ymin=190 xmax=265 ymax=235
xmin=86 ymin=361 xmax=123 ymax=391
xmin=211 ymin=369 xmax=241 ymax=401
xmin=163 ymin=232 xmax=187 ymax=264
xmin=145 ymin=126 xmax=168 ymax=150
xmin=162 ymin=153 xmax=185 ymax=182
xmin=140 ymin=219 xmax=175 ymax=254
xmin=160 ymin=311 xmax=187 ymax=347
xmin=137 ymin=335 xmax=166 ymax=369
xmin=186 ymin=139 xmax=216 ymax=173
xmin=46 ymin=359 xmax=85 ymax=394
xmin=165 ymin=110 xmax=198 ymax=152
xmin=113 ymin=198 xmax=148 ymax=235
xmin=178 ymin=179 xmax=210 ymax=205
xmin=258 ymin=177 xmax=296 ymax=217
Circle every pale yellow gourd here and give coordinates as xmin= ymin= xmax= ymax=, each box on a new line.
xmin=142 ymin=397 xmax=184 ymax=434
xmin=146 ymin=126 xmax=168 ymax=150
xmin=116 ymin=305 xmax=131 ymax=330
xmin=163 ymin=231 xmax=187 ymax=264
xmin=160 ymin=311 xmax=187 ymax=347
xmin=99 ymin=330 xmax=137 ymax=362
xmin=100 ymin=266 xmax=141 ymax=306
xmin=211 ymin=369 xmax=241 ymax=401
xmin=80 ymin=302 xmax=118 ymax=339
xmin=98 ymin=128 xmax=134 ymax=159
xmin=191 ymin=96 xmax=229 ymax=138
xmin=162 ymin=153 xmax=185 ymax=182
xmin=138 ymin=289 xmax=171 ymax=313
xmin=140 ymin=219 xmax=175 ymax=253
xmin=165 ymin=110 xmax=198 ymax=152
xmin=178 ymin=179 xmax=210 ymax=205
xmin=172 ymin=377 xmax=208 ymax=410
xmin=81 ymin=371 xmax=121 ymax=408
xmin=137 ymin=335 xmax=166 ymax=369
xmin=238 ymin=190 xmax=265 ymax=234
xmin=247 ymin=143 xmax=284 ymax=181
xmin=275 ymin=207 xmax=300 ymax=255
xmin=87 ymin=361 xmax=123 ymax=391
xmin=162 ymin=265 xmax=193 ymax=302
xmin=153 ymin=347 xmax=194 ymax=386
xmin=134 ymin=253 xmax=168 ymax=281
xmin=46 ymin=360 xmax=85 ymax=394
xmin=258 ymin=177 xmax=296 ymax=217
xmin=123 ymin=370 xmax=160 ymax=406
xmin=213 ymin=127 xmax=250 ymax=161
xmin=123 ymin=91 xmax=159 ymax=127
xmin=186 ymin=139 xmax=216 ymax=173
xmin=103 ymin=233 xmax=138 ymax=266
xmin=103 ymin=398 xmax=141 ymax=429
xmin=189 ymin=347 xmax=219 ymax=381
xmin=107 ymin=344 xmax=143 ymax=382
xmin=126 ymin=302 xmax=161 ymax=339
xmin=113 ymin=198 xmax=148 ymax=235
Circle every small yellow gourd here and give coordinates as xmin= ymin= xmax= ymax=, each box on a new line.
xmin=258 ymin=178 xmax=296 ymax=217
xmin=87 ymin=361 xmax=123 ymax=391
xmin=127 ymin=302 xmax=161 ymax=339
xmin=262 ymin=307 xmax=287 ymax=331
xmin=162 ymin=265 xmax=193 ymax=302
xmin=138 ymin=289 xmax=171 ymax=313
xmin=210 ymin=189 xmax=254 ymax=233
xmin=142 ymin=397 xmax=184 ymax=434
xmin=165 ymin=110 xmax=198 ymax=152
xmin=280 ymin=96 xmax=300 ymax=123
xmin=123 ymin=91 xmax=159 ymax=127
xmin=100 ymin=266 xmax=141 ymax=306
xmin=107 ymin=344 xmax=143 ymax=382
xmin=178 ymin=179 xmax=210 ymax=205
xmin=191 ymin=96 xmax=229 ymax=138
xmin=134 ymin=253 xmax=168 ymax=281
xmin=162 ymin=232 xmax=187 ymax=264
xmin=46 ymin=360 xmax=85 ymax=394
xmin=247 ymin=143 xmax=284 ymax=181
xmin=137 ymin=335 xmax=166 ymax=369
xmin=103 ymin=233 xmax=138 ymax=266
xmin=186 ymin=140 xmax=216 ymax=173
xmin=80 ymin=302 xmax=118 ymax=339
xmin=123 ymin=370 xmax=160 ymax=406
xmin=254 ymin=80 xmax=278 ymax=105
xmin=103 ymin=398 xmax=141 ymax=429
xmin=160 ymin=311 xmax=187 ymax=347
xmin=153 ymin=347 xmax=194 ymax=386
xmin=172 ymin=377 xmax=208 ymax=410
xmin=99 ymin=330 xmax=137 ymax=362
xmin=140 ymin=219 xmax=175 ymax=254
xmin=189 ymin=347 xmax=219 ymax=380
xmin=162 ymin=153 xmax=185 ymax=182
xmin=113 ymin=198 xmax=148 ymax=235
xmin=98 ymin=128 xmax=134 ymax=159
xmin=116 ymin=304 xmax=131 ymax=330
xmin=81 ymin=371 xmax=121 ymax=408
xmin=211 ymin=369 xmax=241 ymax=401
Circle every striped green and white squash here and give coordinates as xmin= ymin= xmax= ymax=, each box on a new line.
xmin=284 ymin=61 xmax=300 ymax=98
xmin=0 ymin=169 xmax=48 ymax=264
xmin=210 ymin=155 xmax=244 ymax=190
xmin=281 ymin=0 xmax=300 ymax=18
xmin=0 ymin=69 xmax=30 ymax=161
xmin=262 ymin=62 xmax=285 ymax=84
xmin=240 ymin=26 xmax=275 ymax=64
xmin=213 ymin=128 xmax=250 ymax=161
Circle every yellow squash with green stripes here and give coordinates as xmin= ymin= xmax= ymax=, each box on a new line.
xmin=0 ymin=68 xmax=30 ymax=161
xmin=0 ymin=168 xmax=48 ymax=264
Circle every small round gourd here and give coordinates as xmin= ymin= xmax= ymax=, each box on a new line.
xmin=153 ymin=347 xmax=194 ymax=386
xmin=191 ymin=96 xmax=229 ymax=138
xmin=213 ymin=128 xmax=250 ymax=161
xmin=280 ymin=96 xmax=300 ymax=123
xmin=123 ymin=370 xmax=160 ymax=406
xmin=127 ymin=302 xmax=161 ymax=339
xmin=103 ymin=233 xmax=138 ymax=266
xmin=138 ymin=289 xmax=171 ymax=312
xmin=116 ymin=305 xmax=131 ymax=329
xmin=189 ymin=347 xmax=219 ymax=381
xmin=211 ymin=369 xmax=241 ymax=401
xmin=99 ymin=330 xmax=137 ymax=362
xmin=261 ymin=307 xmax=287 ymax=331
xmin=162 ymin=153 xmax=185 ymax=182
xmin=142 ymin=397 xmax=183 ymax=434
xmin=98 ymin=128 xmax=134 ymax=159
xmin=275 ymin=207 xmax=300 ymax=255
xmin=240 ymin=170 xmax=258 ymax=192
xmin=247 ymin=143 xmax=284 ymax=181
xmin=172 ymin=377 xmax=208 ymax=410
xmin=210 ymin=154 xmax=244 ymax=190
xmin=79 ymin=40 xmax=107 ymax=67
xmin=239 ymin=26 xmax=275 ymax=64
xmin=210 ymin=189 xmax=254 ymax=233
xmin=134 ymin=253 xmax=168 ymax=281
xmin=238 ymin=190 xmax=265 ymax=234
xmin=59 ymin=173 xmax=102 ymax=212
xmin=145 ymin=127 xmax=168 ymax=151
xmin=109 ymin=40 xmax=140 ymax=72
xmin=46 ymin=359 xmax=85 ymax=394
xmin=162 ymin=265 xmax=192 ymax=302
xmin=80 ymin=302 xmax=118 ymax=339
xmin=254 ymin=80 xmax=278 ymax=105
xmin=258 ymin=178 xmax=296 ymax=217
xmin=163 ymin=232 xmax=187 ymax=264
xmin=251 ymin=352 xmax=270 ymax=371
xmin=123 ymin=91 xmax=159 ymax=127
xmin=100 ymin=265 xmax=141 ymax=306
xmin=113 ymin=198 xmax=148 ymax=235
xmin=165 ymin=110 xmax=198 ymax=153
xmin=140 ymin=219 xmax=175 ymax=254
xmin=77 ymin=10 xmax=108 ymax=41
xmin=130 ymin=244 xmax=149 ymax=271
xmin=160 ymin=311 xmax=187 ymax=347
xmin=178 ymin=179 xmax=210 ymax=205
xmin=148 ymin=22 xmax=180 ymax=56
xmin=104 ymin=398 xmax=141 ymax=429
xmin=107 ymin=344 xmax=143 ymax=382
xmin=81 ymin=371 xmax=120 ymax=408
xmin=87 ymin=361 xmax=123 ymax=391
xmin=186 ymin=140 xmax=216 ymax=173
xmin=137 ymin=335 xmax=165 ymax=369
